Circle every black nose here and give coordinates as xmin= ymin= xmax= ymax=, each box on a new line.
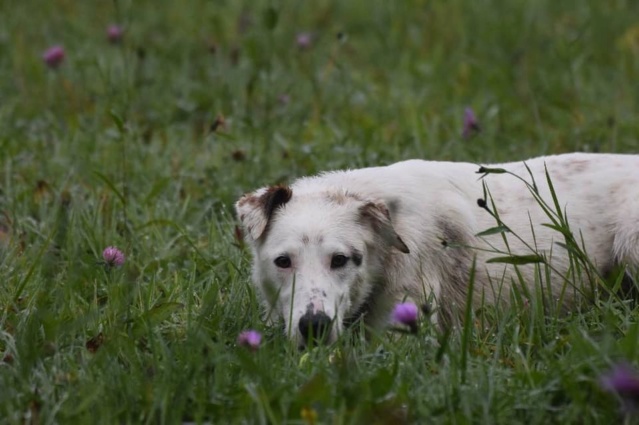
xmin=298 ymin=311 xmax=332 ymax=342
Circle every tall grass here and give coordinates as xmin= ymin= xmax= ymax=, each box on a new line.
xmin=1 ymin=0 xmax=639 ymax=423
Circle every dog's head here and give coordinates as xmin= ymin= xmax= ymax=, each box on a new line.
xmin=235 ymin=185 xmax=409 ymax=347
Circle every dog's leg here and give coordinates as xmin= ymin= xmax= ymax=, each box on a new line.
xmin=611 ymin=202 xmax=639 ymax=301
xmin=612 ymin=207 xmax=639 ymax=273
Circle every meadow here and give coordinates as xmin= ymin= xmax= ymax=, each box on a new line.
xmin=1 ymin=0 xmax=639 ymax=423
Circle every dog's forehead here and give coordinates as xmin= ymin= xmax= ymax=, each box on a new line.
xmin=281 ymin=196 xmax=355 ymax=228
xmin=267 ymin=192 xmax=363 ymax=245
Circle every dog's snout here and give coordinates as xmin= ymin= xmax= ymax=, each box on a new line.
xmin=298 ymin=311 xmax=332 ymax=342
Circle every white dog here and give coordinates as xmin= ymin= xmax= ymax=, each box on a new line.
xmin=235 ymin=153 xmax=639 ymax=347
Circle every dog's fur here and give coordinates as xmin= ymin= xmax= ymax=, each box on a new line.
xmin=235 ymin=153 xmax=639 ymax=346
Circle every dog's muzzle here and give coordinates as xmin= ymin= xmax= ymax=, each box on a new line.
xmin=298 ymin=311 xmax=332 ymax=344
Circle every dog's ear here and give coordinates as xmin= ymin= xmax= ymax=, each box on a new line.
xmin=359 ymin=201 xmax=410 ymax=254
xmin=235 ymin=185 xmax=293 ymax=241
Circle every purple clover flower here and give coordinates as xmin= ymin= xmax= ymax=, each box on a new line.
xmin=278 ymin=93 xmax=290 ymax=106
xmin=296 ymin=32 xmax=312 ymax=49
xmin=237 ymin=330 xmax=262 ymax=351
xmin=107 ymin=25 xmax=124 ymax=44
xmin=102 ymin=246 xmax=125 ymax=267
xmin=600 ymin=362 xmax=639 ymax=410
xmin=392 ymin=302 xmax=419 ymax=333
xmin=43 ymin=46 xmax=65 ymax=69
xmin=462 ymin=107 xmax=480 ymax=139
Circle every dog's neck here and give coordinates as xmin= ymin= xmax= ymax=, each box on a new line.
xmin=343 ymin=276 xmax=387 ymax=330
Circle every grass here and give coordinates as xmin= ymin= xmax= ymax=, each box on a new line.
xmin=1 ymin=0 xmax=639 ymax=423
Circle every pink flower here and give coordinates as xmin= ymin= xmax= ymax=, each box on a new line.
xmin=42 ymin=46 xmax=65 ymax=69
xmin=392 ymin=302 xmax=419 ymax=333
xmin=600 ymin=362 xmax=639 ymax=410
xmin=462 ymin=107 xmax=481 ymax=139
xmin=278 ymin=94 xmax=290 ymax=106
xmin=237 ymin=330 xmax=262 ymax=351
xmin=102 ymin=246 xmax=125 ymax=267
xmin=107 ymin=25 xmax=124 ymax=44
xmin=296 ymin=32 xmax=312 ymax=49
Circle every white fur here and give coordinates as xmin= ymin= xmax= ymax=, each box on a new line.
xmin=236 ymin=153 xmax=639 ymax=346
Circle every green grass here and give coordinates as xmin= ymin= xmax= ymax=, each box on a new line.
xmin=1 ymin=0 xmax=639 ymax=423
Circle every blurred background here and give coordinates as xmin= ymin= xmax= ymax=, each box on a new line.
xmin=2 ymin=1 xmax=638 ymax=206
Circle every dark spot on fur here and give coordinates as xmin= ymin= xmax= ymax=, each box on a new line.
xmin=305 ymin=303 xmax=315 ymax=314
xmin=352 ymin=250 xmax=363 ymax=266
xmin=261 ymin=185 xmax=292 ymax=221
xmin=517 ymin=196 xmax=529 ymax=204
xmin=326 ymin=191 xmax=352 ymax=205
xmin=552 ymin=172 xmax=569 ymax=184
xmin=610 ymin=184 xmax=621 ymax=195
xmin=386 ymin=198 xmax=401 ymax=217
xmin=439 ymin=219 xmax=465 ymax=248
xmin=237 ymin=194 xmax=260 ymax=207
xmin=301 ymin=234 xmax=310 ymax=244
xmin=322 ymin=291 xmax=327 ymax=297
xmin=435 ymin=218 xmax=476 ymax=328
xmin=343 ymin=274 xmax=384 ymax=330
xmin=566 ymin=159 xmax=590 ymax=173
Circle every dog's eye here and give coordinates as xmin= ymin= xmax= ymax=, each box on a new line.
xmin=274 ymin=256 xmax=292 ymax=269
xmin=330 ymin=254 xmax=349 ymax=269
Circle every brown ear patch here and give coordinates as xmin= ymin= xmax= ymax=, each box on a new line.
xmin=236 ymin=185 xmax=293 ymax=241
xmin=359 ymin=201 xmax=410 ymax=254
xmin=261 ymin=185 xmax=292 ymax=222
